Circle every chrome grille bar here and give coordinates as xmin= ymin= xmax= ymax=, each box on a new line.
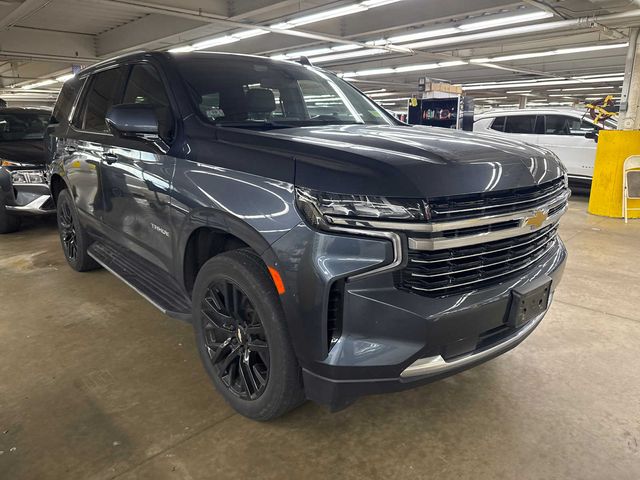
xmin=430 ymin=182 xmax=566 ymax=215
xmin=409 ymin=234 xmax=557 ymax=279
xmin=408 ymin=201 xmax=567 ymax=251
xmin=407 ymin=238 xmax=559 ymax=293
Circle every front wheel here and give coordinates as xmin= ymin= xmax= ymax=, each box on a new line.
xmin=192 ymin=249 xmax=304 ymax=421
xmin=56 ymin=189 xmax=100 ymax=272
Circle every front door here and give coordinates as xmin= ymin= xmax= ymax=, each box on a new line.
xmin=538 ymin=114 xmax=598 ymax=180
xmin=99 ymin=62 xmax=177 ymax=272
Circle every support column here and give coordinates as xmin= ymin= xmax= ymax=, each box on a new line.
xmin=619 ymin=28 xmax=640 ymax=130
xmin=518 ymin=95 xmax=527 ymax=109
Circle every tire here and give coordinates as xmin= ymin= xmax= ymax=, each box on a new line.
xmin=0 ymin=200 xmax=21 ymax=234
xmin=56 ymin=189 xmax=100 ymax=272
xmin=192 ymin=249 xmax=304 ymax=421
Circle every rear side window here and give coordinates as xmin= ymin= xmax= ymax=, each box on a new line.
xmin=490 ymin=116 xmax=506 ymax=132
xmin=504 ymin=115 xmax=538 ymax=134
xmin=79 ymin=67 xmax=126 ymax=133
xmin=122 ymin=64 xmax=174 ymax=141
xmin=52 ymin=77 xmax=85 ymax=125
xmin=544 ymin=115 xmax=594 ymax=135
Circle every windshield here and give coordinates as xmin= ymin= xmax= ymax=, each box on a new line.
xmin=0 ymin=111 xmax=50 ymax=142
xmin=174 ymin=54 xmax=395 ymax=127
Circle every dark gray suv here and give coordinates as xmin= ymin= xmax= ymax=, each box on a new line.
xmin=48 ymin=51 xmax=568 ymax=420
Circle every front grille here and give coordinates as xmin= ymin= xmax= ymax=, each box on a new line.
xmin=398 ymin=224 xmax=559 ymax=296
xmin=427 ymin=177 xmax=566 ymax=222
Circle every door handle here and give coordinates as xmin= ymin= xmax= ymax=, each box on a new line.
xmin=102 ymin=152 xmax=118 ymax=164
xmin=64 ymin=146 xmax=77 ymax=154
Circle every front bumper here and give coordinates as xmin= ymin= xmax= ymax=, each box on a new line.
xmin=0 ymin=168 xmax=54 ymax=215
xmin=268 ymin=222 xmax=567 ymax=410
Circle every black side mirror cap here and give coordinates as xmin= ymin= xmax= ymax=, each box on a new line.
xmin=106 ymin=104 xmax=159 ymax=138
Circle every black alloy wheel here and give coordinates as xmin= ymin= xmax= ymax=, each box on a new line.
xmin=58 ymin=199 xmax=78 ymax=261
xmin=201 ymin=280 xmax=270 ymax=400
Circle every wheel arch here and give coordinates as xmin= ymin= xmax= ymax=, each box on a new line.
xmin=49 ymin=173 xmax=69 ymax=205
xmin=180 ymin=211 xmax=274 ymax=295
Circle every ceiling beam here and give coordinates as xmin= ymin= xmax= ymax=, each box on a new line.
xmin=0 ymin=0 xmax=53 ymax=30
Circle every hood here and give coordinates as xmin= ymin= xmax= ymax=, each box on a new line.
xmin=257 ymin=124 xmax=564 ymax=198
xmin=0 ymin=140 xmax=46 ymax=167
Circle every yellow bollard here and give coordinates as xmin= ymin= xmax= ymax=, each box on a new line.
xmin=588 ymin=130 xmax=640 ymax=218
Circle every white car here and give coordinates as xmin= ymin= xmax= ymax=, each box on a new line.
xmin=474 ymin=108 xmax=615 ymax=188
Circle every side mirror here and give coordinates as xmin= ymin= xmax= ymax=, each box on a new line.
xmin=106 ymin=104 xmax=159 ymax=138
xmin=585 ymin=130 xmax=598 ymax=143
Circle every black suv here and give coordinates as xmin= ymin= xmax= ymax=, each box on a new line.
xmin=0 ymin=107 xmax=54 ymax=233
xmin=48 ymin=52 xmax=568 ymax=420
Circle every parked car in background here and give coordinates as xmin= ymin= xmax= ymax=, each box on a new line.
xmin=48 ymin=52 xmax=568 ymax=420
xmin=0 ymin=107 xmax=54 ymax=233
xmin=474 ymin=108 xmax=616 ymax=189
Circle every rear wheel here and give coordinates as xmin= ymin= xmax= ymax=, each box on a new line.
xmin=0 ymin=200 xmax=21 ymax=234
xmin=56 ymin=189 xmax=99 ymax=272
xmin=192 ymin=249 xmax=304 ymax=420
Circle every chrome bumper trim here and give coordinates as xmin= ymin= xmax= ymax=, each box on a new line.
xmin=5 ymin=194 xmax=54 ymax=215
xmin=400 ymin=307 xmax=547 ymax=378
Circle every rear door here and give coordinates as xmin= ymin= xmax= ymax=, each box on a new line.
xmin=99 ymin=62 xmax=177 ymax=272
xmin=60 ymin=66 xmax=126 ymax=228
xmin=538 ymin=114 xmax=597 ymax=179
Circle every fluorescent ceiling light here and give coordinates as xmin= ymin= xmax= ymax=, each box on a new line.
xmin=463 ymin=76 xmax=625 ymax=91
xmin=169 ymin=46 xmax=195 ymax=53
xmin=192 ymin=35 xmax=239 ymax=50
xmin=388 ymin=27 xmax=458 ymax=44
xmin=343 ymin=60 xmax=466 ymax=77
xmin=56 ymin=73 xmax=74 ymax=82
xmin=459 ymin=11 xmax=553 ymax=31
xmin=368 ymin=92 xmax=401 ymax=97
xmin=471 ymin=43 xmax=628 ymax=63
xmin=506 ymin=90 xmax=532 ymax=94
xmin=364 ymin=88 xmax=387 ymax=93
xmin=312 ymin=48 xmax=387 ymax=63
xmin=272 ymin=4 xmax=367 ymax=29
xmin=233 ymin=28 xmax=268 ymax=39
xmin=574 ymin=72 xmax=624 ymax=79
xmin=275 ymin=44 xmax=361 ymax=61
xmin=21 ymin=79 xmax=57 ymax=90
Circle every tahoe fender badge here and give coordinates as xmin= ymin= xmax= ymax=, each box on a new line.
xmin=151 ymin=223 xmax=170 ymax=237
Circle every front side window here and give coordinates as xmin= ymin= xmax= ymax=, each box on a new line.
xmin=0 ymin=111 xmax=50 ymax=142
xmin=544 ymin=115 xmax=595 ymax=136
xmin=175 ymin=55 xmax=394 ymax=128
xmin=122 ymin=64 xmax=174 ymax=140
xmin=80 ymin=67 xmax=126 ymax=133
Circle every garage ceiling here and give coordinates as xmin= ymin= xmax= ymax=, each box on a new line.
xmin=1 ymin=0 xmax=639 ymax=110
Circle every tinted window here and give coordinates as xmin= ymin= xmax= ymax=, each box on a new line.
xmin=504 ymin=115 xmax=537 ymax=134
xmin=81 ymin=68 xmax=126 ymax=132
xmin=544 ymin=115 xmax=594 ymax=135
xmin=175 ymin=56 xmax=393 ymax=127
xmin=122 ymin=64 xmax=174 ymax=140
xmin=490 ymin=116 xmax=506 ymax=132
xmin=52 ymin=77 xmax=85 ymax=125
xmin=0 ymin=111 xmax=50 ymax=142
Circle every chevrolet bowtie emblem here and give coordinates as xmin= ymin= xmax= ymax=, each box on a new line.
xmin=524 ymin=210 xmax=548 ymax=229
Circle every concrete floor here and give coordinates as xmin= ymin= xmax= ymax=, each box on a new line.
xmin=1 ymin=196 xmax=639 ymax=480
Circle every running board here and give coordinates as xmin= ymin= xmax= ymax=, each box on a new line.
xmin=88 ymin=241 xmax=192 ymax=322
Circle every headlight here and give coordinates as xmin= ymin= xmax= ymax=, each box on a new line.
xmin=296 ymin=187 xmax=425 ymax=230
xmin=10 ymin=169 xmax=47 ymax=185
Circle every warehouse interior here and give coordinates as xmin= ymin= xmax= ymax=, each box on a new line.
xmin=1 ymin=1 xmax=640 ymax=479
